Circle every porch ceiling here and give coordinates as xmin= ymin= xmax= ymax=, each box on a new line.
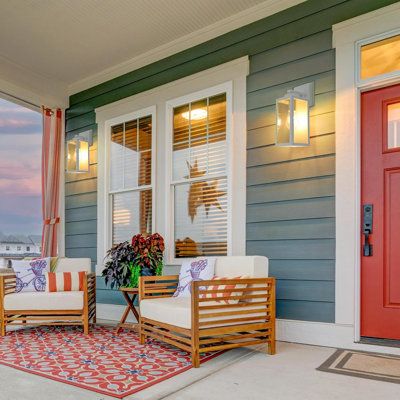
xmin=0 ymin=0 xmax=303 ymax=102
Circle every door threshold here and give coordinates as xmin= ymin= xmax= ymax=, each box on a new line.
xmin=359 ymin=336 xmax=400 ymax=348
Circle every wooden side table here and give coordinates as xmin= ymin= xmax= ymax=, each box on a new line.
xmin=116 ymin=287 xmax=139 ymax=334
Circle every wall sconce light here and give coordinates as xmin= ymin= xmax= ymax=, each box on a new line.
xmin=275 ymin=82 xmax=314 ymax=147
xmin=66 ymin=130 xmax=93 ymax=173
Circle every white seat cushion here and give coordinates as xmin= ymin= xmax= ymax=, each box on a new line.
xmin=4 ymin=291 xmax=84 ymax=310
xmin=141 ymin=297 xmax=191 ymax=328
xmin=140 ymin=296 xmax=265 ymax=329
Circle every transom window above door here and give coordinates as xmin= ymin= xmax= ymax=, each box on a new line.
xmin=360 ymin=33 xmax=400 ymax=81
xmin=170 ymin=92 xmax=229 ymax=259
xmin=109 ymin=114 xmax=153 ymax=245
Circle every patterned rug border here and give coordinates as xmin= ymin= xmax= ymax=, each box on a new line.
xmin=0 ymin=326 xmax=224 ymax=399
xmin=317 ymin=348 xmax=400 ymax=385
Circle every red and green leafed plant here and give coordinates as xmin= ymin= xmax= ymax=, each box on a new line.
xmin=102 ymin=233 xmax=164 ymax=289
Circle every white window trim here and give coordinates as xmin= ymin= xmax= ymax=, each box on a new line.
xmin=165 ymin=82 xmax=233 ymax=264
xmin=356 ymin=27 xmax=400 ymax=88
xmin=97 ymin=106 xmax=156 ymax=274
xmin=95 ymin=56 xmax=249 ymax=274
xmin=333 ymin=2 xmax=400 ymax=341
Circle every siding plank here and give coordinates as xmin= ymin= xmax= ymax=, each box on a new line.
xmin=247 ymin=197 xmax=335 ymax=223
xmin=247 ymin=133 xmax=334 ymax=167
xmin=247 ymin=156 xmax=335 ymax=186
xmin=247 ymin=176 xmax=335 ymax=204
xmin=247 ymin=218 xmax=335 ymax=240
xmin=247 ymin=50 xmax=335 ymax=93
xmin=97 ymin=289 xmax=125 ymax=305
xmin=65 ymin=220 xmax=97 ymax=235
xmin=65 ymin=247 xmax=97 ymax=262
xmin=277 ymin=280 xmax=334 ymax=302
xmin=65 ymin=192 xmax=97 ymax=209
xmin=65 ymin=234 xmax=97 ymax=249
xmin=269 ymin=259 xmax=335 ymax=281
xmin=250 ymin=30 xmax=332 ymax=74
xmin=276 ymin=300 xmax=334 ymax=322
xmin=65 ymin=206 xmax=97 ymax=223
xmin=66 ymin=112 xmax=96 ymax=133
xmin=65 ymin=178 xmax=97 ymax=196
xmin=247 ymin=239 xmax=335 ymax=259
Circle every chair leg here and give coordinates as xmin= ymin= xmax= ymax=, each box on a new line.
xmin=268 ymin=330 xmax=276 ymax=355
xmin=0 ymin=319 xmax=5 ymax=337
xmin=139 ymin=321 xmax=146 ymax=345
xmin=83 ymin=314 xmax=89 ymax=335
xmin=191 ymin=350 xmax=200 ymax=368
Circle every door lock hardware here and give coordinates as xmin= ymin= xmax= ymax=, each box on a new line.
xmin=363 ymin=204 xmax=373 ymax=257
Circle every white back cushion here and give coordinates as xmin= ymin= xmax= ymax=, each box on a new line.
xmin=57 ymin=258 xmax=91 ymax=273
xmin=214 ymin=256 xmax=268 ymax=277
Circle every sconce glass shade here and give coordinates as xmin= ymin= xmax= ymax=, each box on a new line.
xmin=276 ymin=90 xmax=310 ymax=147
xmin=66 ymin=136 xmax=89 ymax=173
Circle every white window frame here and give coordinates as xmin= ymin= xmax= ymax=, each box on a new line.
xmin=165 ymin=82 xmax=233 ymax=264
xmin=96 ymin=57 xmax=248 ymax=274
xmin=333 ymin=2 xmax=400 ymax=343
xmin=99 ymin=106 xmax=156 ymax=268
xmin=356 ymin=28 xmax=400 ymax=88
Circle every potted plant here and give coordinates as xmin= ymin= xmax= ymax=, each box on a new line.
xmin=102 ymin=233 xmax=164 ymax=289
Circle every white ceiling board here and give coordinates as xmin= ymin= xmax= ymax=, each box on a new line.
xmin=0 ymin=0 xmax=304 ymax=98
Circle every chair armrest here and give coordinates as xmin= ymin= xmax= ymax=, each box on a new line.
xmin=0 ymin=274 xmax=17 ymax=298
xmin=139 ymin=275 xmax=179 ymax=300
xmin=191 ymin=277 xmax=276 ymax=328
xmin=85 ymin=272 xmax=96 ymax=294
xmin=84 ymin=272 xmax=96 ymax=320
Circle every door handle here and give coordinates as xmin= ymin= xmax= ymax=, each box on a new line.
xmin=363 ymin=204 xmax=373 ymax=257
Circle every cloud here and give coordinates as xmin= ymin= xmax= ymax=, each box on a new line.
xmin=0 ymin=99 xmax=42 ymax=234
xmin=0 ymin=98 xmax=42 ymax=135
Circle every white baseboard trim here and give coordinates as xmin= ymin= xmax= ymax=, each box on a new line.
xmin=277 ymin=319 xmax=400 ymax=355
xmin=96 ymin=303 xmax=400 ymax=355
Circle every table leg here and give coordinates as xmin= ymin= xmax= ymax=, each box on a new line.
xmin=116 ymin=292 xmax=139 ymax=334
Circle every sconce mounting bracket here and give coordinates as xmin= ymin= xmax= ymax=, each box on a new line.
xmin=292 ymin=82 xmax=315 ymax=107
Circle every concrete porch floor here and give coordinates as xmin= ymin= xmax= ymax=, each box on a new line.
xmin=1 ymin=340 xmax=399 ymax=400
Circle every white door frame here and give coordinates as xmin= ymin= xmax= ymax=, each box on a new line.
xmin=333 ymin=2 xmax=400 ymax=341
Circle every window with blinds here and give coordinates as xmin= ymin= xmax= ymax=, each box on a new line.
xmin=171 ymin=93 xmax=228 ymax=258
xmin=110 ymin=115 xmax=152 ymax=245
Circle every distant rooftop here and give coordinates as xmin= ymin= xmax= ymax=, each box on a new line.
xmin=0 ymin=233 xmax=41 ymax=245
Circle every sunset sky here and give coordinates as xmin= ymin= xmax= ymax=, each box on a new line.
xmin=0 ymin=98 xmax=42 ymax=235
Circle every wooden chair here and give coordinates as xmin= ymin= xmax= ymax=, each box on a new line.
xmin=0 ymin=258 xmax=96 ymax=336
xmin=139 ymin=256 xmax=275 ymax=367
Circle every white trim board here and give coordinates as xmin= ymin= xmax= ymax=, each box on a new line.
xmin=332 ymin=2 xmax=400 ymax=339
xmin=95 ymin=57 xmax=249 ymax=275
xmin=95 ymin=304 xmax=400 ymax=356
xmin=68 ymin=0 xmax=304 ymax=95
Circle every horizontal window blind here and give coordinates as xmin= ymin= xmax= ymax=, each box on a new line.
xmin=110 ymin=115 xmax=152 ymax=245
xmin=171 ymin=93 xmax=228 ymax=258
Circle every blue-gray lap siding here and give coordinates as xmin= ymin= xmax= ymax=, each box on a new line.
xmin=64 ymin=0 xmax=398 ymax=322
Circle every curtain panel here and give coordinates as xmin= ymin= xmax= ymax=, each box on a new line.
xmin=41 ymin=107 xmax=62 ymax=257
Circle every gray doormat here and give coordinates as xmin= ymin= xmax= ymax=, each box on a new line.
xmin=317 ymin=349 xmax=400 ymax=384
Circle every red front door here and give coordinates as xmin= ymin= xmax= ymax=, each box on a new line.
xmin=361 ymin=83 xmax=400 ymax=340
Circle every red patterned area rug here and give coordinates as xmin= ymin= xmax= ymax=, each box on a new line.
xmin=0 ymin=325 xmax=221 ymax=398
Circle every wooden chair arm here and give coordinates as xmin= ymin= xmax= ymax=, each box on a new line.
xmin=0 ymin=274 xmax=17 ymax=298
xmin=191 ymin=277 xmax=276 ymax=328
xmin=139 ymin=275 xmax=179 ymax=300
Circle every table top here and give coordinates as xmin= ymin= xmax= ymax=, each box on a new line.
xmin=119 ymin=287 xmax=139 ymax=293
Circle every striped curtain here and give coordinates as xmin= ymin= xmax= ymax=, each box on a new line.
xmin=41 ymin=107 xmax=62 ymax=257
